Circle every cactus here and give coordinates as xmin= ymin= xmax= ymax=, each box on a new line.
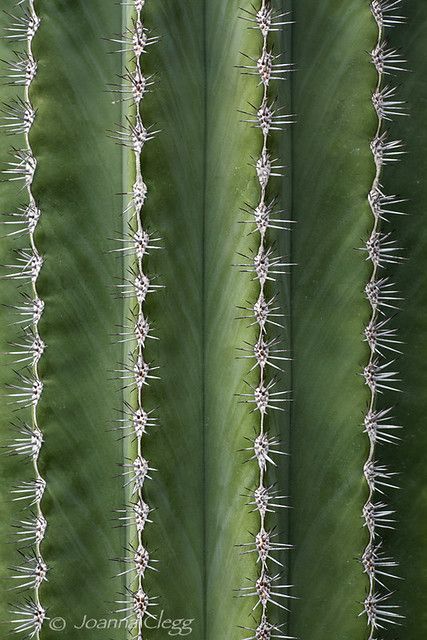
xmin=1 ymin=1 xmax=427 ymax=640
xmin=0 ymin=1 xmax=124 ymax=637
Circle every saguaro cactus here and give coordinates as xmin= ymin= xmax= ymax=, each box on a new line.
xmin=1 ymin=1 xmax=427 ymax=640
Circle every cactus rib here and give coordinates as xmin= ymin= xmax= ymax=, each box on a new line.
xmin=2 ymin=1 xmax=46 ymax=637
xmin=237 ymin=2 xmax=294 ymax=636
xmin=361 ymin=1 xmax=406 ymax=635
xmin=111 ymin=0 xmax=159 ymax=633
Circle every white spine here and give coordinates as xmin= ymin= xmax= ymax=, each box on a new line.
xmin=112 ymin=0 xmax=159 ymax=635
xmin=361 ymin=1 xmax=406 ymax=636
xmin=237 ymin=2 xmax=295 ymax=638
xmin=3 ymin=1 xmax=47 ymax=638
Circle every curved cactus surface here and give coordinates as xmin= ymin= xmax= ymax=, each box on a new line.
xmin=290 ymin=1 xmax=373 ymax=637
xmin=378 ymin=2 xmax=427 ymax=637
xmin=0 ymin=1 xmax=426 ymax=640
xmin=0 ymin=1 xmax=124 ymax=638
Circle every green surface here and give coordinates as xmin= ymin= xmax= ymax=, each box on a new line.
xmin=131 ymin=1 xmax=292 ymax=637
xmin=133 ymin=1 xmax=205 ymax=636
xmin=0 ymin=1 xmax=124 ymax=637
xmin=290 ymin=1 xmax=376 ymax=638
xmin=204 ymin=4 xmax=268 ymax=639
xmin=143 ymin=1 xmax=291 ymax=637
xmin=34 ymin=2 xmax=123 ymax=637
xmin=380 ymin=3 xmax=427 ymax=638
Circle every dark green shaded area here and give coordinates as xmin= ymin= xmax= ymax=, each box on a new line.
xmin=139 ymin=1 xmax=205 ymax=636
xmin=290 ymin=2 xmax=376 ymax=638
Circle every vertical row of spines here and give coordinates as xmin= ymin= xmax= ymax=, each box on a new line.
xmin=237 ymin=2 xmax=294 ymax=638
xmin=111 ymin=0 xmax=159 ymax=635
xmin=361 ymin=1 xmax=406 ymax=636
xmin=1 ymin=1 xmax=47 ymax=637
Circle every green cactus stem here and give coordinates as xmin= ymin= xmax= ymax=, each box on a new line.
xmin=1 ymin=1 xmax=124 ymax=638
xmin=1 ymin=1 xmax=427 ymax=640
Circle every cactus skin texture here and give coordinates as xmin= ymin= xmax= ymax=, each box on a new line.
xmin=290 ymin=1 xmax=408 ymax=640
xmin=0 ymin=1 xmax=124 ymax=638
xmin=119 ymin=0 xmax=206 ymax=637
xmin=1 ymin=1 xmax=427 ymax=640
xmin=379 ymin=2 xmax=427 ymax=637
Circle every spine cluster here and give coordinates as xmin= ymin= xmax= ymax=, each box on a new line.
xmin=2 ymin=1 xmax=47 ymax=638
xmin=237 ymin=2 xmax=294 ymax=638
xmin=361 ymin=1 xmax=406 ymax=635
xmin=111 ymin=0 xmax=159 ymax=634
